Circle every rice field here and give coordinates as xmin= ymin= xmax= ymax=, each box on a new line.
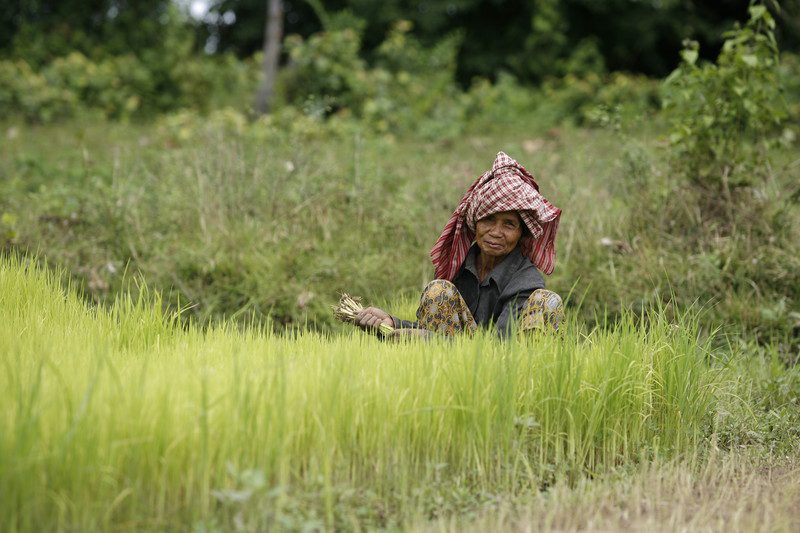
xmin=0 ymin=255 xmax=725 ymax=530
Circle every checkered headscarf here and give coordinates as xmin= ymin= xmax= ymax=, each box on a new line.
xmin=430 ymin=152 xmax=562 ymax=281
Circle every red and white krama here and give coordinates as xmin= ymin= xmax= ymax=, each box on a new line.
xmin=430 ymin=151 xmax=562 ymax=281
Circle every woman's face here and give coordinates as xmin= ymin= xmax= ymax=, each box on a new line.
xmin=475 ymin=210 xmax=523 ymax=258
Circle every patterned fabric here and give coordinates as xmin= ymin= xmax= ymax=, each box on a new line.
xmin=416 ymin=280 xmax=478 ymax=336
xmin=416 ymin=280 xmax=563 ymax=336
xmin=430 ymin=152 xmax=562 ymax=281
xmin=518 ymin=289 xmax=565 ymax=333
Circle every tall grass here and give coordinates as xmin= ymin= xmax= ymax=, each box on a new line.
xmin=5 ymin=110 xmax=797 ymax=346
xmin=0 ymin=112 xmax=658 ymax=329
xmin=0 ymin=255 xmax=721 ymax=530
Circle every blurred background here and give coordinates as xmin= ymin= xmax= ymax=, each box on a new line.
xmin=1 ymin=0 xmax=798 ymax=120
xmin=1 ymin=1 xmax=799 ymax=355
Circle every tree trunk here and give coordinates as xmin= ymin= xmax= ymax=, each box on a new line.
xmin=255 ymin=0 xmax=283 ymax=115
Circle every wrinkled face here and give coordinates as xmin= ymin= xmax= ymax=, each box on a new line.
xmin=475 ymin=210 xmax=523 ymax=258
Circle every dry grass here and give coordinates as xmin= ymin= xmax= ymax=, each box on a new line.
xmin=423 ymin=452 xmax=800 ymax=532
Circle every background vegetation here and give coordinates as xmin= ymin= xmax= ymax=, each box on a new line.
xmin=2 ymin=0 xmax=799 ymax=122
xmin=2 ymin=3 xmax=798 ymax=345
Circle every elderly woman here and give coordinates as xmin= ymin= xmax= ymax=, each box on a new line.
xmin=357 ymin=152 xmax=564 ymax=339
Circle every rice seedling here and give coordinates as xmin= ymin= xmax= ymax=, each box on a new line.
xmin=0 ymin=255 xmax=725 ymax=531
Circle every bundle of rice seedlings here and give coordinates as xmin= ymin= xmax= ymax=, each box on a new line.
xmin=332 ymin=293 xmax=394 ymax=335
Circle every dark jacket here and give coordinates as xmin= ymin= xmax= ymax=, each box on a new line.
xmin=396 ymin=244 xmax=545 ymax=337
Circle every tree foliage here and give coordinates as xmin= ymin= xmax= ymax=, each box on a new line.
xmin=1 ymin=0 xmax=797 ymax=122
xmin=0 ymin=1 xmax=259 ymax=119
xmin=3 ymin=1 xmax=188 ymax=64
xmin=664 ymin=2 xmax=788 ymax=188
xmin=197 ymin=0 xmax=797 ymax=84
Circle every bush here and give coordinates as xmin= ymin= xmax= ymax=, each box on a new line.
xmin=539 ymin=72 xmax=661 ymax=127
xmin=662 ymin=3 xmax=787 ymax=190
xmin=279 ymin=27 xmax=368 ymax=115
xmin=0 ymin=51 xmax=257 ymax=123
xmin=278 ymin=20 xmax=466 ymax=138
xmin=172 ymin=53 xmax=260 ymax=112
xmin=0 ymin=59 xmax=79 ymax=122
xmin=600 ymin=2 xmax=800 ymax=347
xmin=777 ymin=51 xmax=800 ymax=120
xmin=368 ymin=21 xmax=465 ymax=138
xmin=462 ymin=73 xmax=543 ymax=128
xmin=44 ymin=53 xmax=154 ymax=119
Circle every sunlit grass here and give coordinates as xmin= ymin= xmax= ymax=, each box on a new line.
xmin=1 ymin=255 xmax=722 ymax=530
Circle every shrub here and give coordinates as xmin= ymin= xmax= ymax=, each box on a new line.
xmin=462 ymin=73 xmax=543 ymax=130
xmin=0 ymin=51 xmax=257 ymax=122
xmin=0 ymin=59 xmax=79 ymax=122
xmin=279 ymin=27 xmax=369 ymax=115
xmin=662 ymin=2 xmax=787 ymax=190
xmin=368 ymin=21 xmax=465 ymax=137
xmin=277 ymin=20 xmax=466 ymax=138
xmin=580 ymin=73 xmax=661 ymax=125
xmin=172 ymin=53 xmax=260 ymax=112
xmin=609 ymin=2 xmax=800 ymax=347
xmin=43 ymin=52 xmax=155 ymax=119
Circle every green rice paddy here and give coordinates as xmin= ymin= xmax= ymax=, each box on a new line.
xmin=1 ymin=255 xmax=722 ymax=530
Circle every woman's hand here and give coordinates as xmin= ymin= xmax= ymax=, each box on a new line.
xmin=355 ymin=307 xmax=393 ymax=332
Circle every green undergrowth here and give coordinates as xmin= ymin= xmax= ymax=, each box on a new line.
xmin=0 ymin=254 xmax=738 ymax=531
xmin=2 ymin=111 xmax=798 ymax=351
xmin=1 ymin=110 xmax=636 ymax=329
xmin=1 ymin=3 xmax=797 ymax=351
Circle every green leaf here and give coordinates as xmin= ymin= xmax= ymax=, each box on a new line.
xmin=681 ymin=49 xmax=699 ymax=66
xmin=741 ymin=54 xmax=758 ymax=67
xmin=0 ymin=212 xmax=16 ymax=226
xmin=749 ymin=5 xmax=767 ymax=21
xmin=664 ymin=69 xmax=681 ymax=85
xmin=669 ymin=132 xmax=683 ymax=144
